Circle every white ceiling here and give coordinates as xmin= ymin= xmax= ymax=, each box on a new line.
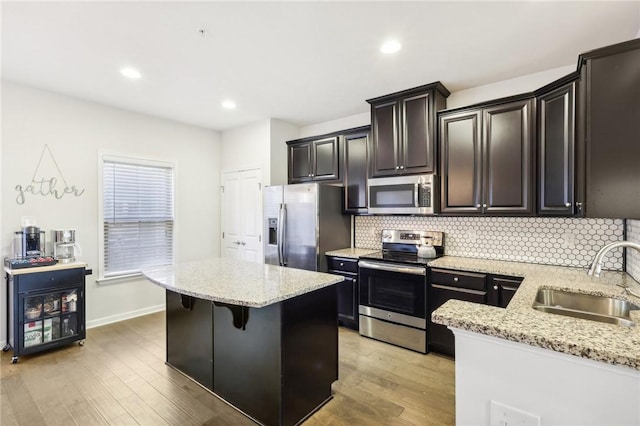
xmin=2 ymin=1 xmax=639 ymax=131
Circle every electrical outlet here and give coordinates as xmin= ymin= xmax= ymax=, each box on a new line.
xmin=467 ymin=229 xmax=477 ymax=244
xmin=562 ymin=232 xmax=576 ymax=248
xmin=490 ymin=401 xmax=541 ymax=426
xmin=370 ymin=227 xmax=378 ymax=237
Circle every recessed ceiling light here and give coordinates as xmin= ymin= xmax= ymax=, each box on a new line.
xmin=380 ymin=40 xmax=402 ymax=54
xmin=221 ymin=100 xmax=237 ymax=110
xmin=120 ymin=67 xmax=141 ymax=79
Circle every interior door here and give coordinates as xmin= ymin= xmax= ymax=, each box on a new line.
xmin=222 ymin=169 xmax=263 ymax=262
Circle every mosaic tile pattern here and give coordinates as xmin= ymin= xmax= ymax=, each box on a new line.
xmin=627 ymin=219 xmax=640 ymax=282
xmin=355 ymin=216 xmax=625 ymax=270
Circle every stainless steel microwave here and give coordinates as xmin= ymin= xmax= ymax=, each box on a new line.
xmin=367 ymin=174 xmax=437 ymax=215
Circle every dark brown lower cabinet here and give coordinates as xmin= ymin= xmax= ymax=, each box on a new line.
xmin=327 ymin=256 xmax=359 ymax=330
xmin=428 ymin=268 xmax=523 ymax=357
xmin=428 ymin=269 xmax=487 ymax=357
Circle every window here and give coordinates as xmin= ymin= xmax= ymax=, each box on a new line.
xmin=100 ymin=155 xmax=175 ymax=279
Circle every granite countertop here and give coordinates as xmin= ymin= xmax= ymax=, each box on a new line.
xmin=430 ymin=256 xmax=640 ymax=370
xmin=325 ymin=247 xmax=380 ymax=259
xmin=142 ymin=258 xmax=343 ymax=308
xmin=4 ymin=261 xmax=88 ymax=275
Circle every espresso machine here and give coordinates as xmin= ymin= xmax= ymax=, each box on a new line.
xmin=52 ymin=230 xmax=80 ymax=263
xmin=13 ymin=226 xmax=46 ymax=258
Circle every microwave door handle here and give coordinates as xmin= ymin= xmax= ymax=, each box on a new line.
xmin=414 ymin=183 xmax=419 ymax=207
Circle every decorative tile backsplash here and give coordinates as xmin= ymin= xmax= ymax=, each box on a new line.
xmin=355 ymin=216 xmax=625 ymax=271
xmin=626 ymin=219 xmax=640 ymax=282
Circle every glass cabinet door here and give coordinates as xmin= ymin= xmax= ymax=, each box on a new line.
xmin=21 ymin=288 xmax=80 ymax=350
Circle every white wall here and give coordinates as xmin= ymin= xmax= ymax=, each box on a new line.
xmin=221 ymin=119 xmax=271 ymax=180
xmin=299 ymin=112 xmax=370 ymax=138
xmin=1 ymin=81 xmax=221 ymax=342
xmin=446 ymin=64 xmax=575 ymax=109
xmin=270 ymin=119 xmax=299 ymax=186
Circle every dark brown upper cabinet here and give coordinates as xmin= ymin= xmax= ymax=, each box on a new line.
xmin=342 ymin=129 xmax=370 ymax=214
xmin=288 ymin=136 xmax=339 ymax=183
xmin=440 ymin=97 xmax=535 ymax=215
xmin=367 ymin=83 xmax=449 ymax=178
xmin=536 ymin=76 xmax=578 ymax=216
xmin=577 ymin=38 xmax=640 ymax=219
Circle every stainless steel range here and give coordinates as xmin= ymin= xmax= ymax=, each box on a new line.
xmin=358 ymin=230 xmax=444 ymax=353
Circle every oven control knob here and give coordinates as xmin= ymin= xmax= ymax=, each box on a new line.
xmin=382 ymin=232 xmax=391 ymax=240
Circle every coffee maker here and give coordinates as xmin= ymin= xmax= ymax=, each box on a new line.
xmin=52 ymin=229 xmax=80 ymax=263
xmin=13 ymin=226 xmax=46 ymax=258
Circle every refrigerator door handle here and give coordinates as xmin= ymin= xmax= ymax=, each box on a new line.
xmin=280 ymin=204 xmax=287 ymax=266
xmin=277 ymin=204 xmax=286 ymax=266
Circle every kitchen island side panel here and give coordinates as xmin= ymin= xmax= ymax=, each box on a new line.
xmin=281 ymin=285 xmax=338 ymax=426
xmin=213 ymin=301 xmax=282 ymax=426
xmin=166 ymin=290 xmax=213 ymax=390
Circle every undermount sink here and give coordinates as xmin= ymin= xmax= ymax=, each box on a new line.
xmin=532 ymin=288 xmax=640 ymax=327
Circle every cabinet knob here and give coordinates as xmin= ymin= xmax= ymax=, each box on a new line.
xmin=395 ymin=166 xmax=400 ymax=170
xmin=565 ymin=202 xmax=572 ymax=207
xmin=308 ymin=174 xmax=312 ymax=177
xmin=400 ymin=166 xmax=405 ymax=170
xmin=339 ymin=262 xmax=344 ymax=267
xmin=493 ymin=285 xmax=499 ymax=290
xmin=483 ymin=204 xmax=487 ymax=208
xmin=311 ymin=174 xmax=315 ymax=177
xmin=476 ymin=204 xmax=481 ymax=208
xmin=453 ymin=277 xmax=459 ymax=282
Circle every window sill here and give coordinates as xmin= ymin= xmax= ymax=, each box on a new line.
xmin=96 ymin=273 xmax=144 ymax=285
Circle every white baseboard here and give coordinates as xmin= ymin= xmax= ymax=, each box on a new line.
xmin=86 ymin=304 xmax=165 ymax=329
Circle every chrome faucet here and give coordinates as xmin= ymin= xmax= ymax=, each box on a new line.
xmin=587 ymin=241 xmax=640 ymax=277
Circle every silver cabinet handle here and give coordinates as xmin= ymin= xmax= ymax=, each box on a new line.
xmin=308 ymin=174 xmax=312 ymax=177
xmin=233 ymin=241 xmax=240 ymax=245
xmin=453 ymin=277 xmax=459 ymax=282
xmin=400 ymin=165 xmax=405 ymax=170
xmin=241 ymin=241 xmax=246 ymax=246
xmin=395 ymin=166 xmax=400 ymax=170
xmin=565 ymin=202 xmax=572 ymax=207
xmin=483 ymin=204 xmax=487 ymax=208
xmin=493 ymin=285 xmax=499 ymax=290
xmin=339 ymin=262 xmax=344 ymax=267
xmin=476 ymin=204 xmax=481 ymax=208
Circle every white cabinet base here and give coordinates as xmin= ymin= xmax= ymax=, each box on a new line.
xmin=452 ymin=328 xmax=640 ymax=426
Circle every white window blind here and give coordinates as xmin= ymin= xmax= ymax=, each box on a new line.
xmin=102 ymin=158 xmax=174 ymax=278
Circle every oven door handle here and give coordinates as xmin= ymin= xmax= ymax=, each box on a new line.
xmin=358 ymin=260 xmax=426 ymax=276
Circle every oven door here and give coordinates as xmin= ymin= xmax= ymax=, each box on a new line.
xmin=358 ymin=260 xmax=426 ymax=325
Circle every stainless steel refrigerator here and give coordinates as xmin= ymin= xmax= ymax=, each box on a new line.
xmin=264 ymin=183 xmax=351 ymax=272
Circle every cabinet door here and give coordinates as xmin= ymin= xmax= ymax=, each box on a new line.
xmin=482 ymin=99 xmax=534 ymax=214
xmin=402 ymin=92 xmax=434 ymax=174
xmin=312 ymin=137 xmax=339 ymax=180
xmin=343 ymin=132 xmax=368 ymax=213
xmin=288 ymin=143 xmax=312 ymax=183
xmin=440 ymin=110 xmax=483 ymax=214
xmin=428 ymin=283 xmax=487 ymax=357
xmin=337 ymin=275 xmax=358 ymax=330
xmin=538 ymin=83 xmax=575 ymax=215
xmin=488 ymin=276 xmax=523 ymax=308
xmin=370 ymin=100 xmax=400 ymax=177
xmin=585 ymin=47 xmax=640 ymax=219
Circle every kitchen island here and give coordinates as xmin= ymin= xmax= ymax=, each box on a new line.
xmin=430 ymin=257 xmax=640 ymax=425
xmin=143 ymin=258 xmax=343 ymax=426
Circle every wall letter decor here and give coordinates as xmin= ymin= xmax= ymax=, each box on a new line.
xmin=15 ymin=145 xmax=85 ymax=205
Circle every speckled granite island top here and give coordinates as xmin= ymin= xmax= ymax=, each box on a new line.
xmin=429 ymin=256 xmax=640 ymax=370
xmin=143 ymin=258 xmax=343 ymax=308
xmin=325 ymin=247 xmax=380 ymax=259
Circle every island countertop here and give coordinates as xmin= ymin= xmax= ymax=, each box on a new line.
xmin=142 ymin=258 xmax=343 ymax=308
xmin=429 ymin=256 xmax=640 ymax=370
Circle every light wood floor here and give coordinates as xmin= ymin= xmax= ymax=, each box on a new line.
xmin=1 ymin=312 xmax=455 ymax=425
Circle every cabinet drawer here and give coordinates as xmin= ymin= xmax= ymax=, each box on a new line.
xmin=327 ymin=257 xmax=358 ymax=274
xmin=429 ymin=268 xmax=486 ymax=291
xmin=16 ymin=268 xmax=84 ymax=293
